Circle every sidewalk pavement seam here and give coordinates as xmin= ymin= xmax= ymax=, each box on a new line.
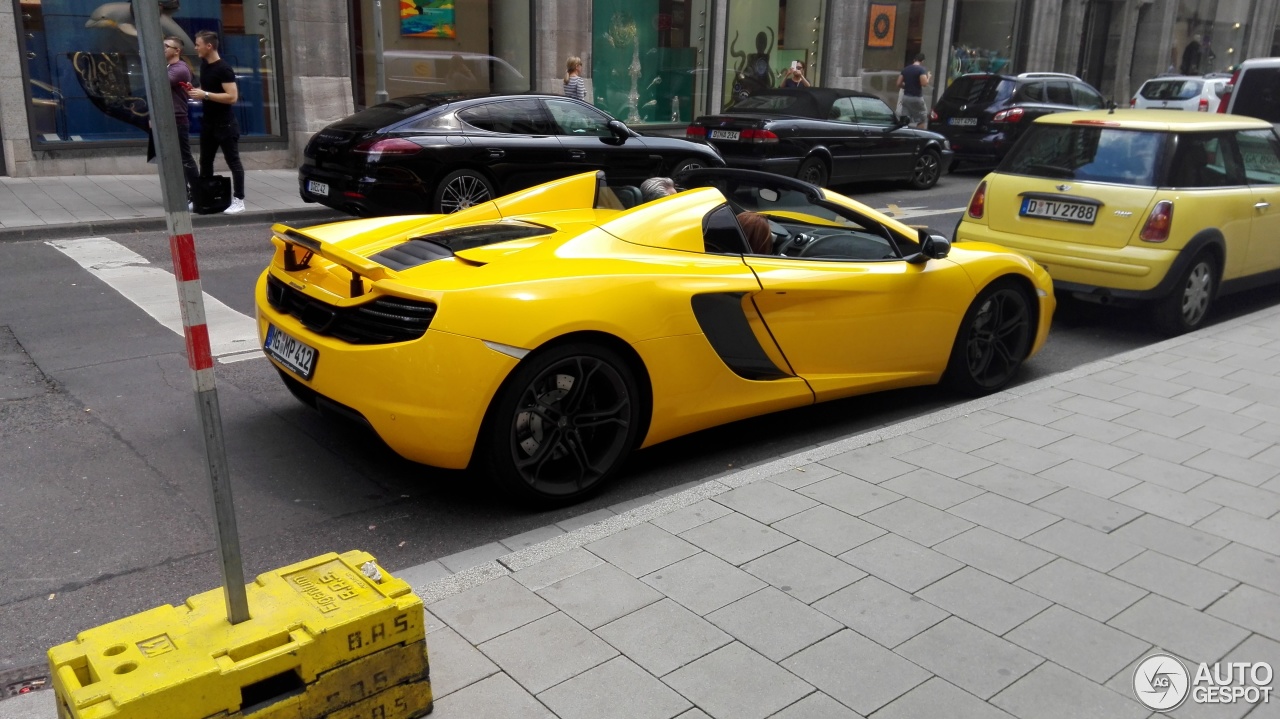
xmin=412 ymin=303 xmax=1280 ymax=606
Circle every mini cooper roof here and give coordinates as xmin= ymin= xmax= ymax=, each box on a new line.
xmin=1035 ymin=109 xmax=1275 ymax=132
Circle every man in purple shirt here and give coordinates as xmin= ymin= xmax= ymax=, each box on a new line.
xmin=146 ymin=35 xmax=199 ymax=202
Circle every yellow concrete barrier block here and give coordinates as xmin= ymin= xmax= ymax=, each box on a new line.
xmin=48 ymin=550 xmax=432 ymax=719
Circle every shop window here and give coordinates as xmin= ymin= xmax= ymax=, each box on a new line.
xmin=352 ymin=0 xmax=531 ymax=107
xmin=724 ymin=0 xmax=825 ymax=106
xmin=592 ymin=0 xmax=711 ymax=125
xmin=18 ymin=0 xmax=283 ymax=145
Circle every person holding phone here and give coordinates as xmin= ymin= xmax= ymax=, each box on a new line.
xmin=898 ymin=53 xmax=932 ymax=129
xmin=148 ymin=35 xmax=199 ymax=205
xmin=782 ymin=60 xmax=811 ymax=88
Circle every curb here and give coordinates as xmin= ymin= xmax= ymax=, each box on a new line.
xmin=0 ymin=207 xmax=348 ymax=244
xmin=410 ymin=300 xmax=1280 ymax=605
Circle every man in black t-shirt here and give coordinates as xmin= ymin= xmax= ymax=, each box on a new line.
xmin=897 ymin=53 xmax=932 ymax=129
xmin=187 ymin=30 xmax=245 ymax=213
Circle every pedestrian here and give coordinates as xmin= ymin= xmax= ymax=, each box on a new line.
xmin=187 ymin=30 xmax=245 ymax=214
xmin=148 ymin=36 xmax=200 ymax=206
xmin=781 ymin=61 xmax=811 ymax=88
xmin=563 ymin=56 xmax=586 ymax=102
xmin=640 ymin=177 xmax=677 ymax=203
xmin=898 ymin=53 xmax=932 ymax=129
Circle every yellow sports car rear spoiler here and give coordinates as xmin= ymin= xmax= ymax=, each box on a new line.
xmin=270 ymin=224 xmax=400 ymax=298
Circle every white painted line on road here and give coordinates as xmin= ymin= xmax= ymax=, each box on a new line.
xmin=47 ymin=237 xmax=261 ymax=359
xmin=879 ymin=205 xmax=967 ymax=220
xmin=218 ymin=349 xmax=266 ymax=364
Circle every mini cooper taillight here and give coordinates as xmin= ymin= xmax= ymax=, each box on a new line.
xmin=992 ymin=107 xmax=1024 ymax=123
xmin=1140 ymin=201 xmax=1174 ymax=242
xmin=353 ymin=138 xmax=422 ymax=157
xmin=740 ymin=128 xmax=779 ymax=143
xmin=686 ymin=125 xmax=706 ymax=139
xmin=967 ymin=181 xmax=987 ymax=219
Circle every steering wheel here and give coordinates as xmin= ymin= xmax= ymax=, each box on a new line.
xmin=770 ymin=220 xmax=816 ymax=256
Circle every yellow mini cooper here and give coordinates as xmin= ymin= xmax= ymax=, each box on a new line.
xmin=956 ymin=110 xmax=1280 ymax=334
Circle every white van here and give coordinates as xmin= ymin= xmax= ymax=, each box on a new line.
xmin=1220 ymin=57 xmax=1280 ymax=127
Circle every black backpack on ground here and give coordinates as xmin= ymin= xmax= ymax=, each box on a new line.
xmin=193 ymin=175 xmax=232 ymax=214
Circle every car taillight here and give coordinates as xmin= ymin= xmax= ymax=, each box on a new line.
xmin=1139 ymin=201 xmax=1173 ymax=242
xmin=929 ymin=109 xmax=938 ymax=121
xmin=1219 ymin=70 xmax=1239 ymax=113
xmin=968 ymin=181 xmax=987 ymax=219
xmin=353 ymin=138 xmax=422 ymax=157
xmin=992 ymin=107 xmax=1024 ymax=123
xmin=1199 ymin=97 xmax=1209 ymax=112
xmin=686 ymin=125 xmax=706 ymax=139
xmin=740 ymin=128 xmax=779 ymax=143
xmin=1130 ymin=97 xmax=1137 ymax=108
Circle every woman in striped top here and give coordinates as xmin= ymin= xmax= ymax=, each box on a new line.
xmin=563 ymin=56 xmax=586 ymax=102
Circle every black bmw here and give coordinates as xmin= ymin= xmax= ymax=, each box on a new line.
xmin=686 ymin=88 xmax=952 ymax=190
xmin=300 ymin=93 xmax=725 ymax=216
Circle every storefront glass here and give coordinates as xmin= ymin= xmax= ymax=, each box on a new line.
xmin=723 ymin=0 xmax=825 ymax=106
xmin=1172 ymin=1 xmax=1256 ymax=75
xmin=351 ymin=0 xmax=531 ymax=108
xmin=18 ymin=0 xmax=284 ymax=145
xmin=590 ymin=0 xmax=710 ymax=125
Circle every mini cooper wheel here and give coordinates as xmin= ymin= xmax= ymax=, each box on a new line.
xmin=797 ymin=157 xmax=829 ymax=187
xmin=483 ymin=342 xmax=642 ymax=505
xmin=1154 ymin=252 xmax=1217 ymax=336
xmin=944 ymin=279 xmax=1033 ymax=395
xmin=910 ymin=149 xmax=942 ymax=190
xmin=434 ymin=169 xmax=495 ymax=214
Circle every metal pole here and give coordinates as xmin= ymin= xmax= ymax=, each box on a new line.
xmin=132 ymin=0 xmax=250 ymax=625
xmin=373 ymin=0 xmax=389 ymax=104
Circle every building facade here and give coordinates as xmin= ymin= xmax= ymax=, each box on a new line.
xmin=1 ymin=0 xmax=1277 ymax=178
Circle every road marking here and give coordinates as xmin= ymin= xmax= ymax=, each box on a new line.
xmin=48 ymin=237 xmax=262 ymax=363
xmin=879 ymin=205 xmax=967 ymax=219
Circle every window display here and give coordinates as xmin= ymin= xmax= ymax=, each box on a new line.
xmin=18 ymin=0 xmax=283 ymax=145
xmin=592 ymin=0 xmax=710 ymax=125
xmin=724 ymin=0 xmax=825 ymax=106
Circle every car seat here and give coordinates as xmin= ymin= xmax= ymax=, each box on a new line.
xmin=613 ymin=185 xmax=643 ymax=209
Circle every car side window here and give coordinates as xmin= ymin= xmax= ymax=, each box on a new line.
xmin=544 ymin=99 xmax=614 ymax=137
xmin=830 ymin=97 xmax=857 ymax=122
xmin=1046 ymin=81 xmax=1073 ymax=105
xmin=703 ymin=205 xmax=751 ymax=254
xmin=1169 ymin=133 xmax=1246 ymax=188
xmin=1072 ymin=83 xmax=1104 ymax=109
xmin=1233 ymin=68 xmax=1280 ymax=124
xmin=1017 ymin=82 xmax=1047 ymax=103
xmin=851 ymin=96 xmax=897 ymax=126
xmin=1237 ymin=130 xmax=1280 ymax=185
xmin=458 ymin=100 xmax=551 ymax=134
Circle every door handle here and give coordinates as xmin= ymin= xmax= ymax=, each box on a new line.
xmin=486 ymin=148 xmax=505 ymax=159
xmin=569 ymin=150 xmax=586 ymax=160
xmin=1256 ymin=201 xmax=1271 ymax=210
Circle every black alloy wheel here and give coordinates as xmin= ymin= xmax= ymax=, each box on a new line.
xmin=1154 ymin=252 xmax=1217 ymax=336
xmin=483 ymin=342 xmax=642 ymax=505
xmin=944 ymin=279 xmax=1033 ymax=395
xmin=910 ymin=149 xmax=942 ymax=190
xmin=434 ymin=169 xmax=495 ymax=213
xmin=797 ymin=157 xmax=828 ymax=187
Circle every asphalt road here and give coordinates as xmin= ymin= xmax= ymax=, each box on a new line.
xmin=3 ymin=170 xmax=1278 ymax=673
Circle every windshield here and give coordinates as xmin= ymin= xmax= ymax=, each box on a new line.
xmin=1000 ymin=125 xmax=1166 ymax=186
xmin=1140 ymin=79 xmax=1203 ymax=100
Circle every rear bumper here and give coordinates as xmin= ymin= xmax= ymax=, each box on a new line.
xmin=299 ymin=165 xmax=432 ymax=217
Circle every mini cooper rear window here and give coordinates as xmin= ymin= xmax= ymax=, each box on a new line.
xmin=1001 ymin=125 xmax=1166 ymax=186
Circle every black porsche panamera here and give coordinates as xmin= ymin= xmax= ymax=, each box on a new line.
xmin=299 ymin=93 xmax=725 ymax=216
xmin=686 ymin=88 xmax=953 ymax=190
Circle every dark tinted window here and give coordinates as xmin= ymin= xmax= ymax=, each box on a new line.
xmin=1238 ymin=129 xmax=1280 ymax=184
xmin=1169 ymin=133 xmax=1245 ymax=187
xmin=941 ymin=75 xmax=1013 ymax=106
xmin=458 ymin=99 xmax=550 ymax=134
xmin=1140 ymin=79 xmax=1204 ymax=100
xmin=1002 ymin=125 xmax=1165 ymax=185
xmin=1233 ymin=68 xmax=1280 ymax=124
xmin=1017 ymin=82 xmax=1048 ymax=103
xmin=703 ymin=205 xmax=751 ymax=254
xmin=544 ymin=99 xmax=613 ymax=136
xmin=1073 ymin=83 xmax=1105 ymax=109
xmin=726 ymin=92 xmax=820 ymax=117
xmin=337 ymin=98 xmax=443 ymax=130
xmin=1046 ymin=81 xmax=1073 ymax=105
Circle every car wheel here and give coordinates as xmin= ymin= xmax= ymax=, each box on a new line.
xmin=433 ymin=169 xmax=495 ymax=214
xmin=797 ymin=157 xmax=828 ymax=187
xmin=944 ymin=279 xmax=1033 ymax=396
xmin=482 ymin=342 xmax=643 ymax=506
xmin=1154 ymin=252 xmax=1217 ymax=336
xmin=669 ymin=157 xmax=706 ymax=176
xmin=909 ymin=149 xmax=942 ymax=190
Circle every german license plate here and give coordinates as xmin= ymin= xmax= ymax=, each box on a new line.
xmin=710 ymin=129 xmax=740 ymax=140
xmin=265 ymin=324 xmax=318 ymax=379
xmin=307 ymin=180 xmax=330 ymax=196
xmin=1020 ymin=197 xmax=1097 ymax=224
xmin=949 ymin=117 xmax=978 ymax=126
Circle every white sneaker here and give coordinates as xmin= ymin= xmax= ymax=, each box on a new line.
xmin=224 ymin=197 xmax=245 ymax=214
xmin=188 ymin=201 xmax=193 ymax=212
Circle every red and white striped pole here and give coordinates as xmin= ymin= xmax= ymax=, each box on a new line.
xmin=134 ymin=0 xmax=249 ymax=624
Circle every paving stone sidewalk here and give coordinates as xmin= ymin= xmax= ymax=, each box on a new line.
xmin=0 ymin=170 xmax=341 ymax=241
xmin=8 ymin=306 xmax=1280 ymax=719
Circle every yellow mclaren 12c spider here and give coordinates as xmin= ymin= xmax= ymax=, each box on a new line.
xmin=256 ymin=169 xmax=1054 ymax=505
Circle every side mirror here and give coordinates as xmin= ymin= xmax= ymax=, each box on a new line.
xmin=907 ymin=230 xmax=951 ymax=264
xmin=606 ymin=119 xmax=630 ymax=142
xmin=897 ymin=115 xmax=911 ymax=127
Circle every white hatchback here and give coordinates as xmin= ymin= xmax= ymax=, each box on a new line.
xmin=1131 ymin=75 xmax=1229 ymax=113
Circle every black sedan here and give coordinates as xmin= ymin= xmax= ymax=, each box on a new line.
xmin=300 ymin=93 xmax=725 ymax=216
xmin=686 ymin=88 xmax=952 ymax=190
